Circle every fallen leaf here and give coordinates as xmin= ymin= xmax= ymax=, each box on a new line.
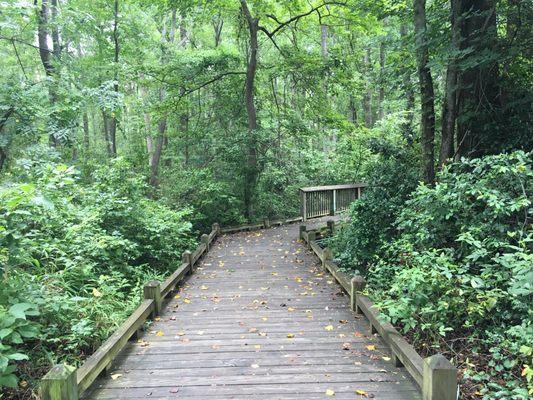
xmin=382 ymin=356 xmax=391 ymax=361
xmin=110 ymin=373 xmax=122 ymax=380
xmin=325 ymin=325 xmax=334 ymax=331
xmin=251 ymin=364 xmax=260 ymax=369
xmin=356 ymin=389 xmax=368 ymax=396
xmin=325 ymin=389 xmax=335 ymax=396
xmin=155 ymin=331 xmax=164 ymax=337
xmin=183 ymin=299 xmax=191 ymax=304
xmin=287 ymin=333 xmax=295 ymax=338
xmin=366 ymin=345 xmax=376 ymax=351
xmin=200 ymin=285 xmax=209 ymax=290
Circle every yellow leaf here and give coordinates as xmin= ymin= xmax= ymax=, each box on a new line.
xmin=174 ymin=294 xmax=181 ymax=299
xmin=325 ymin=389 xmax=335 ymax=396
xmin=200 ymin=285 xmax=209 ymax=290
xmin=366 ymin=345 xmax=376 ymax=351
xmin=92 ymin=288 xmax=102 ymax=297
xmin=325 ymin=325 xmax=334 ymax=331
xmin=287 ymin=307 xmax=295 ymax=312
xmin=382 ymin=356 xmax=391 ymax=361
xmin=356 ymin=389 xmax=367 ymax=396
xmin=110 ymin=373 xmax=122 ymax=380
xmin=155 ymin=331 xmax=164 ymax=337
xmin=286 ymin=333 xmax=295 ymax=338
xmin=184 ymin=299 xmax=191 ymax=304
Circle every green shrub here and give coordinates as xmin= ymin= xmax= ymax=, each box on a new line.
xmin=0 ymin=158 xmax=194 ymax=391
xmin=366 ymin=151 xmax=532 ymax=399
xmin=328 ymin=139 xmax=421 ymax=273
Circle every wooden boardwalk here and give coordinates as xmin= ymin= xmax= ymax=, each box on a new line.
xmin=84 ymin=222 xmax=420 ymax=400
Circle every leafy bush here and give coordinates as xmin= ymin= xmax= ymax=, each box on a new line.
xmin=0 ymin=157 xmax=194 ymax=392
xmin=364 ymin=151 xmax=532 ymax=399
xmin=328 ymin=139 xmax=421 ymax=273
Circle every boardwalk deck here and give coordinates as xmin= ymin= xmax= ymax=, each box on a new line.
xmin=84 ymin=221 xmax=420 ymax=400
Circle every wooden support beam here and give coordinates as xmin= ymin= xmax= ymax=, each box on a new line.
xmin=41 ymin=364 xmax=78 ymax=400
xmin=143 ymin=281 xmax=162 ymax=318
xmin=299 ymin=225 xmax=306 ymax=240
xmin=327 ymin=220 xmax=335 ymax=235
xmin=422 ymin=354 xmax=458 ymax=400
xmin=350 ymin=275 xmax=366 ymax=312
xmin=182 ymin=250 xmax=192 ymax=273
xmin=201 ymin=233 xmax=209 ymax=251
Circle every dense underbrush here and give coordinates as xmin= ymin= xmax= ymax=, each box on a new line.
xmin=329 ymin=150 xmax=532 ymax=399
xmin=0 ymin=157 xmax=195 ymax=398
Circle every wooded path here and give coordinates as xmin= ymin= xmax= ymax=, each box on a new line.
xmin=84 ymin=221 xmax=420 ymax=399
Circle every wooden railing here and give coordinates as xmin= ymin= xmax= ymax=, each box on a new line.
xmin=300 ymin=183 xmax=366 ymax=221
xmin=40 ymin=223 xmax=221 ymax=400
xmin=299 ymin=222 xmax=459 ymax=400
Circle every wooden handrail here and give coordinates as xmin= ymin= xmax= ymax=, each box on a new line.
xmin=300 ymin=183 xmax=367 ymax=221
xmin=299 ymin=222 xmax=459 ymax=400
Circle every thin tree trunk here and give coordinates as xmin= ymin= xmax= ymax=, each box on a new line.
xmin=241 ymin=0 xmax=260 ymax=220
xmin=362 ymin=48 xmax=373 ymax=128
xmin=105 ymin=0 xmax=119 ymax=157
xmin=439 ymin=0 xmax=460 ymax=169
xmin=400 ymin=24 xmax=415 ymax=140
xmin=213 ymin=15 xmax=223 ymax=47
xmin=51 ymin=0 xmax=61 ymax=59
xmin=414 ymin=0 xmax=436 ymax=184
xmin=83 ymin=112 xmax=90 ymax=152
xmin=378 ymin=40 xmax=386 ymax=121
xmin=320 ymin=24 xmax=328 ymax=57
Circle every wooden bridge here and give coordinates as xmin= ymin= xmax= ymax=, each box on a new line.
xmin=41 ymin=185 xmax=458 ymax=400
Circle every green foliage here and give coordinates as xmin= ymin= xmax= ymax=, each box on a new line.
xmin=328 ymin=139 xmax=421 ymax=272
xmin=0 ymin=156 xmax=194 ymax=390
xmin=354 ymin=151 xmax=532 ymax=399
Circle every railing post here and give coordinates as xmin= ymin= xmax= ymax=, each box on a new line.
xmin=422 ymin=354 xmax=458 ymax=400
xmin=182 ymin=250 xmax=192 ymax=273
xmin=41 ymin=364 xmax=78 ymax=400
xmin=143 ymin=281 xmax=162 ymax=318
xmin=330 ymin=189 xmax=336 ymax=216
xmin=201 ymin=233 xmax=209 ymax=251
xmin=212 ymin=222 xmax=220 ymax=235
xmin=350 ymin=276 xmax=366 ymax=312
xmin=299 ymin=225 xmax=306 ymax=240
xmin=301 ymin=190 xmax=307 ymax=222
xmin=322 ymin=247 xmax=332 ymax=269
xmin=263 ymin=218 xmax=270 ymax=229
xmin=327 ymin=220 xmax=335 ymax=235
xmin=307 ymin=230 xmax=316 ymax=243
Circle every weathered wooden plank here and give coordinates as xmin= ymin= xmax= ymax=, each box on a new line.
xmin=77 ymin=299 xmax=154 ymax=394
xmin=83 ymin=219 xmax=419 ymax=400
xmin=300 ymin=183 xmax=366 ymax=192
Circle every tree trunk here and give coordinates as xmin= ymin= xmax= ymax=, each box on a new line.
xmin=439 ymin=0 xmax=460 ymax=168
xmin=83 ymin=112 xmax=90 ymax=152
xmin=362 ymin=48 xmax=373 ymax=128
xmin=51 ymin=0 xmax=61 ymax=59
xmin=212 ymin=15 xmax=223 ymax=47
xmin=108 ymin=0 xmax=119 ymax=157
xmin=320 ymin=24 xmax=328 ymax=57
xmin=400 ymin=24 xmax=415 ymax=141
xmin=102 ymin=111 xmax=113 ymax=157
xmin=241 ymin=0 xmax=260 ymax=220
xmin=456 ymin=0 xmax=501 ymax=158
xmin=378 ymin=40 xmax=386 ymax=121
xmin=414 ymin=0 xmax=436 ymax=184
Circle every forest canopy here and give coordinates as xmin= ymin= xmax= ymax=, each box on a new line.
xmin=0 ymin=0 xmax=531 ymax=399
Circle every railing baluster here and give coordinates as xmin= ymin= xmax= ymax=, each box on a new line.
xmin=300 ymin=183 xmax=366 ymax=221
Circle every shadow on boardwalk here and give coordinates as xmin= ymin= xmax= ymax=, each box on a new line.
xmin=84 ymin=220 xmax=420 ymax=400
